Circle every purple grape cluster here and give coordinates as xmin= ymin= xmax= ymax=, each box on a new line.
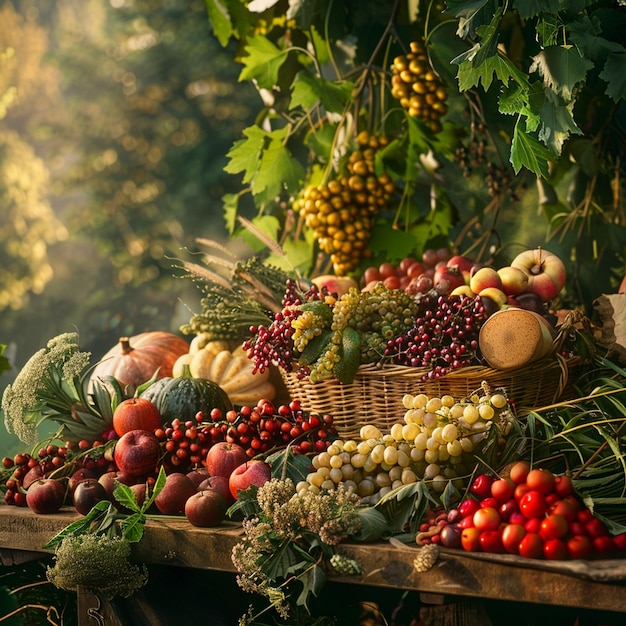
xmin=243 ymin=279 xmax=327 ymax=374
xmin=385 ymin=294 xmax=489 ymax=380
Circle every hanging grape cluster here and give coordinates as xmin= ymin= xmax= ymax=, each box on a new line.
xmin=294 ymin=131 xmax=395 ymax=275
xmin=391 ymin=40 xmax=448 ymax=133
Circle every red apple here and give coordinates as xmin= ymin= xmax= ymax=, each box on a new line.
xmin=73 ymin=478 xmax=109 ymax=516
xmin=469 ymin=267 xmax=502 ymax=294
xmin=68 ymin=467 xmax=98 ymax=495
xmin=113 ymin=429 xmax=162 ymax=477
xmin=197 ymin=474 xmax=236 ymax=506
xmin=185 ymin=490 xmax=227 ymax=527
xmin=26 ymin=479 xmax=66 ymax=514
xmin=154 ymin=472 xmax=197 ymax=515
xmin=112 ymin=397 xmax=162 ymax=437
xmin=206 ymin=442 xmax=248 ymax=479
xmin=22 ymin=465 xmax=47 ymax=490
xmin=312 ymin=274 xmax=358 ymax=297
xmin=186 ymin=468 xmax=210 ymax=489
xmin=478 ymin=287 xmax=507 ymax=310
xmin=229 ymin=459 xmax=272 ymax=499
xmin=433 ymin=265 xmax=466 ymax=295
xmin=497 ymin=266 xmax=529 ymax=295
xmin=510 ymin=247 xmax=566 ymax=302
xmin=447 ymin=254 xmax=476 ymax=278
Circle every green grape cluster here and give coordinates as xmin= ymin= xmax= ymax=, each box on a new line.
xmin=391 ymin=40 xmax=448 ymax=133
xmin=296 ymin=386 xmax=516 ymax=504
xmin=294 ymin=132 xmax=395 ymax=275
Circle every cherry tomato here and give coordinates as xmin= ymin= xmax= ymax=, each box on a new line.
xmin=539 ymin=513 xmax=569 ymax=540
xmin=519 ymin=490 xmax=548 ymax=519
xmin=479 ymin=529 xmax=504 ymax=553
xmin=566 ymin=535 xmax=593 ymax=560
xmin=543 ymin=538 xmax=568 ymax=560
xmin=491 ymin=478 xmax=515 ymax=503
xmin=526 ymin=468 xmax=556 ymax=495
xmin=518 ymin=532 xmax=543 ymax=559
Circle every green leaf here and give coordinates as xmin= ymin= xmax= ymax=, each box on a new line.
xmin=236 ymin=215 xmax=281 ymax=252
xmin=333 ymin=327 xmax=361 ymax=384
xmin=305 ymin=122 xmax=337 ymax=162
xmin=239 ymin=35 xmax=288 ymax=89
xmin=204 ymin=0 xmax=234 ymax=47
xmin=266 ymin=447 xmax=313 ymax=484
xmin=510 ymin=121 xmax=557 ymax=177
xmin=295 ymin=564 xmax=326 ymax=610
xmin=298 ymin=330 xmax=333 ymax=366
xmin=113 ymin=481 xmax=142 ymax=513
xmin=366 ymin=222 xmax=420 ymax=262
xmin=600 ymin=51 xmax=626 ymax=102
xmin=446 ymin=0 xmax=496 ymax=38
xmin=0 ymin=344 xmax=10 ymax=376
xmin=535 ymin=13 xmax=559 ymax=47
xmin=513 ymin=0 xmax=559 ymax=19
xmin=538 ymin=89 xmax=581 ymax=153
xmin=529 ymin=46 xmax=594 ymax=101
xmin=120 ymin=511 xmax=147 ymax=543
xmin=457 ymin=53 xmax=528 ymax=92
xmin=290 ymin=72 xmax=353 ymax=114
xmin=143 ymin=465 xmax=167 ymax=512
xmin=222 ymin=192 xmax=239 ymax=235
xmin=224 ymin=126 xmax=267 ymax=183
xmin=351 ymin=507 xmax=389 ymax=542
xmin=498 ymin=84 xmax=529 ymax=116
xmin=267 ymin=236 xmax=314 ymax=276
xmin=471 ymin=6 xmax=504 ymax=66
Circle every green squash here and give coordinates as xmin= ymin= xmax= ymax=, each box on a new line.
xmin=140 ymin=365 xmax=233 ymax=422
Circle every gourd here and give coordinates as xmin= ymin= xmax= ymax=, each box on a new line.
xmin=91 ymin=332 xmax=190 ymax=390
xmin=140 ymin=365 xmax=233 ymax=422
xmin=172 ymin=336 xmax=230 ymax=378
xmin=189 ymin=347 xmax=276 ymax=407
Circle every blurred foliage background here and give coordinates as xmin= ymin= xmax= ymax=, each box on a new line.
xmin=0 ymin=0 xmax=257 ymax=456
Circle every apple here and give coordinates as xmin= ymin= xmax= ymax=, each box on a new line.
xmin=112 ymin=397 xmax=162 ymax=437
xmin=206 ymin=442 xmax=248 ymax=479
xmin=473 ymin=507 xmax=501 ymax=532
xmin=447 ymin=254 xmax=476 ymax=281
xmin=26 ymin=478 xmax=66 ymax=514
xmin=510 ymin=247 xmax=566 ymax=302
xmin=461 ymin=527 xmax=482 ymax=552
xmin=497 ymin=266 xmax=529 ymax=296
xmin=186 ymin=468 xmax=210 ymax=489
xmin=113 ymin=429 xmax=162 ymax=478
xmin=433 ymin=265 xmax=465 ymax=295
xmin=22 ymin=465 xmax=47 ymax=490
xmin=185 ymin=489 xmax=228 ymax=527
xmin=312 ymin=274 xmax=358 ymax=297
xmin=229 ymin=459 xmax=272 ymax=499
xmin=511 ymin=291 xmax=547 ymax=315
xmin=478 ymin=287 xmax=507 ymax=309
xmin=197 ymin=474 xmax=236 ymax=506
xmin=469 ymin=267 xmax=502 ymax=294
xmin=450 ymin=285 xmax=476 ymax=298
xmin=68 ymin=467 xmax=98 ymax=495
xmin=154 ymin=472 xmax=197 ymax=515
xmin=73 ymin=478 xmax=109 ymax=516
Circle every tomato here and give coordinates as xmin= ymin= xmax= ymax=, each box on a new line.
xmin=514 ymin=483 xmax=531 ymax=500
xmin=458 ymin=498 xmax=481 ymax=518
xmin=461 ymin=527 xmax=482 ymax=552
xmin=501 ymin=523 xmax=526 ymax=555
xmin=491 ymin=478 xmax=515 ymax=503
xmin=592 ymin=535 xmax=615 ymax=557
xmin=526 ymin=468 xmax=556 ymax=495
xmin=473 ymin=506 xmax=501 ymax=532
xmin=479 ymin=529 xmax=504 ymax=553
xmin=519 ymin=490 xmax=548 ymax=519
xmin=479 ymin=496 xmax=500 ymax=510
xmin=469 ymin=474 xmax=494 ymax=499
xmin=509 ymin=511 xmax=527 ymax=525
xmin=576 ymin=508 xmax=594 ymax=524
xmin=553 ymin=474 xmax=574 ymax=497
xmin=524 ymin=517 xmax=542 ymax=533
xmin=518 ymin=532 xmax=543 ymax=559
xmin=508 ymin=461 xmax=530 ymax=485
xmin=585 ymin=516 xmax=609 ymax=539
xmin=539 ymin=513 xmax=569 ymax=541
xmin=543 ymin=538 xmax=568 ymax=560
xmin=548 ymin=498 xmax=577 ymax=522
xmin=612 ymin=532 xmax=626 ymax=553
xmin=566 ymin=535 xmax=593 ymax=560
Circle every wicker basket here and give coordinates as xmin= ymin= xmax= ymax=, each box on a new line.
xmin=280 ymin=356 xmax=570 ymax=439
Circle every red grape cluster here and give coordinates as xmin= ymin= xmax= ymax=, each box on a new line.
xmin=243 ymin=279 xmax=327 ymax=374
xmin=385 ymin=293 xmax=488 ymax=379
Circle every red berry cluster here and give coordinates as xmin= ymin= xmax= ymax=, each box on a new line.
xmin=422 ymin=462 xmax=626 ymax=560
xmin=204 ymin=399 xmax=337 ymax=458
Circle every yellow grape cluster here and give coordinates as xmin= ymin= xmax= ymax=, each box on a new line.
xmin=296 ymin=387 xmax=515 ymax=504
xmin=391 ymin=40 xmax=448 ymax=133
xmin=294 ymin=132 xmax=395 ymax=275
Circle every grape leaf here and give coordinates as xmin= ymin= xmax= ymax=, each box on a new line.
xmin=446 ymin=0 xmax=496 ymax=38
xmin=538 ymin=89 xmax=581 ymax=153
xmin=205 ymin=0 xmax=234 ymax=47
xmin=366 ymin=222 xmax=418 ymax=263
xmin=305 ymin=121 xmax=337 ymax=161
xmin=529 ymin=46 xmax=594 ymax=101
xmin=456 ymin=53 xmax=528 ymax=92
xmin=266 ymin=236 xmax=314 ymax=276
xmin=510 ymin=122 xmax=557 ymax=177
xmin=290 ymin=71 xmax=353 ymax=114
xmin=471 ymin=6 xmax=504 ymax=66
xmin=333 ymin=327 xmax=361 ymax=384
xmin=498 ymin=84 xmax=529 ymax=116
xmin=566 ymin=15 xmax=624 ymax=63
xmin=296 ymin=565 xmax=326 ymax=610
xmin=252 ymin=127 xmax=305 ymax=199
xmin=600 ymin=50 xmax=626 ymax=102
xmin=513 ymin=0 xmax=559 ymax=20
xmin=266 ymin=448 xmax=313 ymax=484
xmin=536 ymin=13 xmax=559 ymax=46
xmin=222 ymin=192 xmax=239 ymax=235
xmin=235 ymin=215 xmax=281 ymax=253
xmin=224 ymin=126 xmax=267 ymax=183
xmin=239 ymin=35 xmax=288 ymax=89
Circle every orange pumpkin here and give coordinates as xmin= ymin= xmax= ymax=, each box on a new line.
xmin=91 ymin=331 xmax=189 ymax=390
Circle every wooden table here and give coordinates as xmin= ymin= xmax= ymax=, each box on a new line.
xmin=2 ymin=506 xmax=626 ymax=625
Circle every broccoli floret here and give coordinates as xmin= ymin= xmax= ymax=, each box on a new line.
xmin=46 ymin=534 xmax=148 ymax=599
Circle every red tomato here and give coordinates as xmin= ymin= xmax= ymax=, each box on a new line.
xmin=509 ymin=511 xmax=527 ymax=525
xmin=473 ymin=507 xmax=501 ymax=532
xmin=461 ymin=527 xmax=482 ymax=552
xmin=518 ymin=532 xmax=543 ymax=559
xmin=514 ymin=483 xmax=531 ymax=500
xmin=501 ymin=523 xmax=526 ymax=555
xmin=543 ymin=538 xmax=568 ymax=560
xmin=576 ymin=508 xmax=594 ymax=524
xmin=549 ymin=498 xmax=577 ymax=522
xmin=585 ymin=516 xmax=609 ymax=539
xmin=479 ymin=529 xmax=504 ymax=553
xmin=566 ymin=535 xmax=593 ymax=560
xmin=509 ymin=461 xmax=530 ymax=485
xmin=519 ymin=490 xmax=548 ymax=519
xmin=491 ymin=478 xmax=515 ymax=503
xmin=539 ymin=513 xmax=569 ymax=541
xmin=458 ymin=498 xmax=481 ymax=518
xmin=457 ymin=515 xmax=476 ymax=530
xmin=593 ymin=535 xmax=615 ymax=557
xmin=612 ymin=532 xmax=626 ymax=553
xmin=469 ymin=474 xmax=494 ymax=499
xmin=554 ymin=474 xmax=574 ymax=498
xmin=479 ymin=496 xmax=500 ymax=510
xmin=524 ymin=517 xmax=542 ymax=533
xmin=526 ymin=468 xmax=556 ymax=495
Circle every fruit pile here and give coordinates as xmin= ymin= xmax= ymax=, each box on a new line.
xmin=416 ymin=462 xmax=626 ymax=560
xmin=296 ymin=387 xmax=517 ymax=504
